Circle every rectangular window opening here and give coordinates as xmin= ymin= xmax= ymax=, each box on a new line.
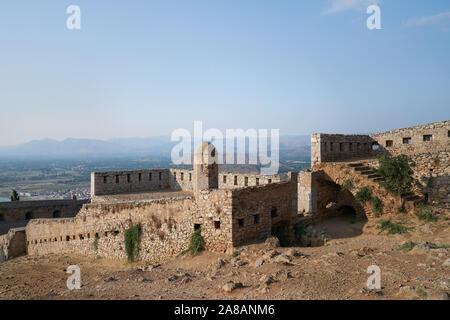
xmin=423 ymin=135 xmax=432 ymax=142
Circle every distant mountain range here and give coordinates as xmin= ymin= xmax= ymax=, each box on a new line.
xmin=0 ymin=136 xmax=311 ymax=159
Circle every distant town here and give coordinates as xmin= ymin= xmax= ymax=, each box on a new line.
xmin=16 ymin=187 xmax=90 ymax=201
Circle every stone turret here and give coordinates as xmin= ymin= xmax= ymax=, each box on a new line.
xmin=193 ymin=142 xmax=218 ymax=194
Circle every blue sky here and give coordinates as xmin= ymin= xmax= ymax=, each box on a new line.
xmin=0 ymin=0 xmax=449 ymax=146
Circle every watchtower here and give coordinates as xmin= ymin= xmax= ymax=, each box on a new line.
xmin=193 ymin=142 xmax=218 ymax=194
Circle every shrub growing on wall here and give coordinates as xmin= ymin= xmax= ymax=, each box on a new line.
xmin=356 ymin=186 xmax=372 ymax=203
xmin=188 ymin=229 xmax=205 ymax=256
xmin=340 ymin=180 xmax=354 ymax=192
xmin=377 ymin=155 xmax=414 ymax=195
xmin=124 ymin=224 xmax=142 ymax=262
xmin=370 ymin=197 xmax=383 ymax=217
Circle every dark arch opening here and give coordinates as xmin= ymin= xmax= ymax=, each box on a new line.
xmin=53 ymin=210 xmax=61 ymax=218
xmin=0 ymin=214 xmax=4 ymax=222
xmin=337 ymin=205 xmax=356 ymax=218
xmin=25 ymin=212 xmax=33 ymax=220
xmin=271 ymin=220 xmax=291 ymax=247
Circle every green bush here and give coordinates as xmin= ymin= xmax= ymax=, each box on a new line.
xmin=124 ymin=224 xmax=141 ymax=262
xmin=377 ymin=219 xmax=411 ymax=235
xmin=370 ymin=197 xmax=383 ymax=217
xmin=356 ymin=186 xmax=372 ymax=203
xmin=398 ymin=241 xmax=416 ymax=252
xmin=10 ymin=190 xmax=20 ymax=202
xmin=188 ymin=229 xmax=205 ymax=256
xmin=340 ymin=180 xmax=354 ymax=192
xmin=377 ymin=155 xmax=414 ymax=195
xmin=414 ymin=203 xmax=437 ymax=223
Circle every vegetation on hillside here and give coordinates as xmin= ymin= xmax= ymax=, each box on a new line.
xmin=377 ymin=219 xmax=412 ymax=235
xmin=414 ymin=203 xmax=437 ymax=222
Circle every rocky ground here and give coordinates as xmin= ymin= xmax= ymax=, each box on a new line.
xmin=0 ymin=209 xmax=449 ymax=300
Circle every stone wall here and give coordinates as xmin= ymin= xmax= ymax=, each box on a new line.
xmin=0 ymin=227 xmax=26 ymax=262
xmin=91 ymin=169 xmax=172 ymax=196
xmin=298 ymin=170 xmax=322 ymax=215
xmin=371 ymin=120 xmax=449 ymax=156
xmin=231 ymin=173 xmax=298 ymax=247
xmin=91 ymin=167 xmax=290 ymax=198
xmin=312 ymin=161 xmax=402 ymax=220
xmin=311 ymin=133 xmax=374 ymax=166
xmin=408 ymin=150 xmax=450 ymax=207
xmin=26 ymin=190 xmax=235 ymax=263
xmin=0 ymin=199 xmax=88 ymax=222
xmin=170 ymin=169 xmax=194 ymax=191
xmin=311 ymin=120 xmax=449 ymax=165
xmin=25 ymin=175 xmax=299 ymax=262
xmin=218 ymin=172 xmax=286 ymax=189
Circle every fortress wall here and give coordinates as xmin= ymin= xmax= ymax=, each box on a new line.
xmin=91 ymin=169 xmax=171 ymax=196
xmin=311 ymin=133 xmax=374 ymax=166
xmin=169 ymin=169 xmax=194 ymax=191
xmin=408 ymin=150 xmax=450 ymax=207
xmin=218 ymin=172 xmax=285 ymax=189
xmin=91 ymin=168 xmax=288 ymax=195
xmin=371 ymin=120 xmax=449 ymax=156
xmin=26 ymin=190 xmax=234 ymax=263
xmin=0 ymin=200 xmax=87 ymax=223
xmin=311 ymin=120 xmax=449 ymax=165
xmin=231 ymin=174 xmax=298 ymax=247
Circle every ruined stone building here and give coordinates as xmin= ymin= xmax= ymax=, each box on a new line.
xmin=0 ymin=120 xmax=449 ymax=262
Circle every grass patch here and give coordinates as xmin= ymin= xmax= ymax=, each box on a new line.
xmin=356 ymin=186 xmax=372 ymax=203
xmin=124 ymin=224 xmax=142 ymax=262
xmin=414 ymin=203 xmax=437 ymax=223
xmin=377 ymin=219 xmax=412 ymax=235
xmin=187 ymin=229 xmax=205 ymax=256
xmin=370 ymin=197 xmax=383 ymax=217
xmin=398 ymin=241 xmax=416 ymax=252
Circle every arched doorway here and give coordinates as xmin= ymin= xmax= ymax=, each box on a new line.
xmin=25 ymin=212 xmax=33 ymax=220
xmin=337 ymin=205 xmax=357 ymax=222
xmin=53 ymin=210 xmax=61 ymax=218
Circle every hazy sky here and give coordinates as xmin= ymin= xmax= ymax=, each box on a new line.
xmin=0 ymin=0 xmax=449 ymax=146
